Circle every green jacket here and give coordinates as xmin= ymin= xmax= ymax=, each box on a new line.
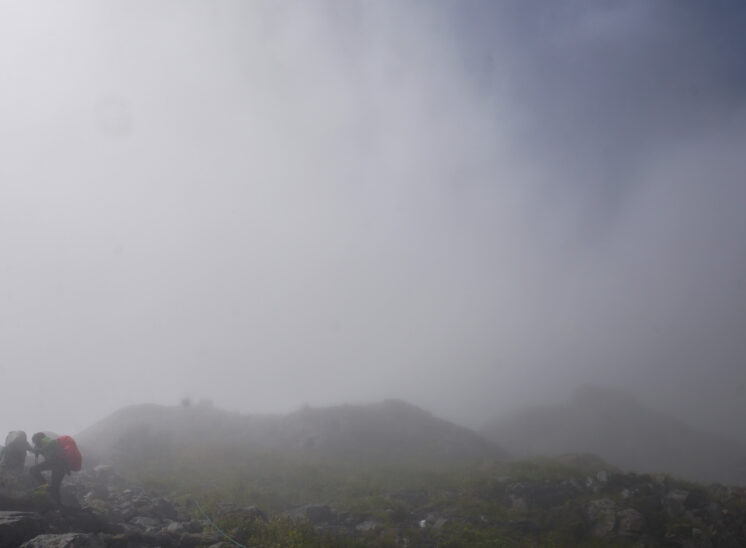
xmin=34 ymin=436 xmax=64 ymax=462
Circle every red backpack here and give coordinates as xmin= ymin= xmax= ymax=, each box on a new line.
xmin=57 ymin=436 xmax=82 ymax=471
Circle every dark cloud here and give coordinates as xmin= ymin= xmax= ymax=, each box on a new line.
xmin=448 ymin=1 xmax=746 ymax=226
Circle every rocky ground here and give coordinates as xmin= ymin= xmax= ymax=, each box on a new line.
xmin=1 ymin=458 xmax=746 ymax=547
xmin=0 ymin=465 xmax=227 ymax=547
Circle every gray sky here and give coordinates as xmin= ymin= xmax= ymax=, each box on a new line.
xmin=1 ymin=1 xmax=745 ymax=441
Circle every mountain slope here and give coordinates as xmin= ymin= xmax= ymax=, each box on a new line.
xmin=3 ymin=449 xmax=746 ymax=547
xmin=280 ymin=399 xmax=503 ymax=459
xmin=480 ymin=385 xmax=746 ymax=485
xmin=77 ymin=399 xmax=507 ymax=466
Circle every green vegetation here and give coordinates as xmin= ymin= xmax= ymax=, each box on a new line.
xmin=97 ymin=444 xmax=746 ymax=547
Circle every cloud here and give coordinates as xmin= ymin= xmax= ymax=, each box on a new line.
xmin=0 ymin=1 xmax=744 ymax=439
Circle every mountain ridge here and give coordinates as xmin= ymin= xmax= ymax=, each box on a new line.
xmin=77 ymin=398 xmax=508 ymax=466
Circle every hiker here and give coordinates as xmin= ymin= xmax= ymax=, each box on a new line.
xmin=0 ymin=431 xmax=32 ymax=472
xmin=29 ymin=432 xmax=82 ymax=505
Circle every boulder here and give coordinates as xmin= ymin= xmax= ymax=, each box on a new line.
xmin=0 ymin=510 xmax=46 ymax=546
xmin=60 ymin=485 xmax=83 ymax=509
xmin=213 ymin=503 xmax=267 ymax=524
xmin=506 ymin=481 xmax=580 ymax=509
xmin=616 ymin=508 xmax=644 ymax=536
xmin=286 ymin=504 xmax=334 ymax=525
xmin=92 ymin=466 xmax=114 ymax=482
xmin=664 ymin=488 xmax=689 ymax=518
xmin=20 ymin=532 xmax=104 ymax=548
xmin=355 ymin=520 xmax=378 ymax=533
xmin=304 ymin=504 xmax=333 ymax=524
xmin=129 ymin=515 xmax=161 ymax=531
xmin=163 ymin=520 xmax=185 ymax=534
xmin=586 ymin=498 xmax=617 ymax=537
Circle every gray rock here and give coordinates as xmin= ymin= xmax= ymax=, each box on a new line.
xmin=510 ymin=495 xmax=527 ymax=510
xmin=664 ymin=489 xmax=689 ymax=518
xmin=303 ymin=504 xmax=333 ymax=524
xmin=20 ymin=533 xmax=104 ymax=547
xmin=129 ymin=515 xmax=161 ymax=531
xmin=60 ymin=485 xmax=82 ymax=509
xmin=667 ymin=489 xmax=689 ymax=503
xmin=386 ymin=489 xmax=428 ymax=506
xmin=616 ymin=508 xmax=644 ymax=535
xmin=92 ymin=465 xmax=114 ymax=481
xmin=707 ymin=484 xmax=730 ymax=498
xmin=433 ymin=517 xmax=448 ymax=530
xmin=181 ymin=531 xmax=222 ymax=545
xmin=513 ymin=481 xmax=580 ymax=509
xmin=119 ymin=503 xmax=137 ymax=521
xmin=163 ymin=520 xmax=185 ymax=533
xmin=214 ymin=503 xmax=267 ymax=525
xmin=149 ymin=497 xmax=178 ymax=520
xmin=587 ymin=498 xmax=617 ymax=537
xmin=355 ymin=520 xmax=378 ymax=532
xmin=86 ymin=483 xmax=109 ymax=501
xmin=186 ymin=519 xmax=205 ymax=533
xmin=0 ymin=510 xmax=45 ymax=546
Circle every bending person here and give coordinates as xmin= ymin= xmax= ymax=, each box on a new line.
xmin=29 ymin=432 xmax=69 ymax=505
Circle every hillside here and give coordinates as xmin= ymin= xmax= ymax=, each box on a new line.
xmin=2 ymin=452 xmax=746 ymax=546
xmin=77 ymin=399 xmax=507 ymax=466
xmin=480 ymin=385 xmax=746 ymax=486
xmin=3 ymin=398 xmax=746 ymax=546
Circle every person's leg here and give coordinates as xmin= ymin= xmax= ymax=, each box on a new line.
xmin=50 ymin=464 xmax=65 ymax=505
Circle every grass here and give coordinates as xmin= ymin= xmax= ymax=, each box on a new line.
xmin=109 ymin=447 xmax=745 ymax=547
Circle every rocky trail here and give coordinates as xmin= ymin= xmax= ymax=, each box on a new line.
xmin=0 ymin=465 xmax=234 ymax=547
xmin=2 ymin=459 xmax=746 ymax=547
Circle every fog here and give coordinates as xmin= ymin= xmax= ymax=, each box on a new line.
xmin=1 ymin=1 xmax=744 ymax=443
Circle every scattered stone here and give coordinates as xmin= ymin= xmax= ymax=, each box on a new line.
xmin=303 ymin=504 xmax=333 ymax=524
xmin=20 ymin=532 xmax=104 ymax=548
xmin=664 ymin=488 xmax=689 ymax=518
xmin=0 ymin=510 xmax=46 ymax=546
xmin=355 ymin=519 xmax=378 ymax=532
xmin=510 ymin=495 xmax=527 ymax=510
xmin=215 ymin=503 xmax=267 ymax=525
xmin=163 ymin=520 xmax=184 ymax=534
xmin=129 ymin=515 xmax=160 ymax=531
xmin=433 ymin=517 xmax=448 ymax=529
xmin=616 ymin=508 xmax=644 ymax=535
xmin=3 ymin=453 xmax=746 ymax=546
xmin=386 ymin=489 xmax=428 ymax=506
xmin=92 ymin=465 xmax=113 ymax=480
xmin=587 ymin=498 xmax=617 ymax=537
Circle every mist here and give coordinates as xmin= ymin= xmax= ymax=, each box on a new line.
xmin=1 ymin=1 xmax=744 ymax=443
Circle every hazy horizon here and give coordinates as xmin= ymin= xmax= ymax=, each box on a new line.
xmin=2 ymin=1 xmax=745 ymax=444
